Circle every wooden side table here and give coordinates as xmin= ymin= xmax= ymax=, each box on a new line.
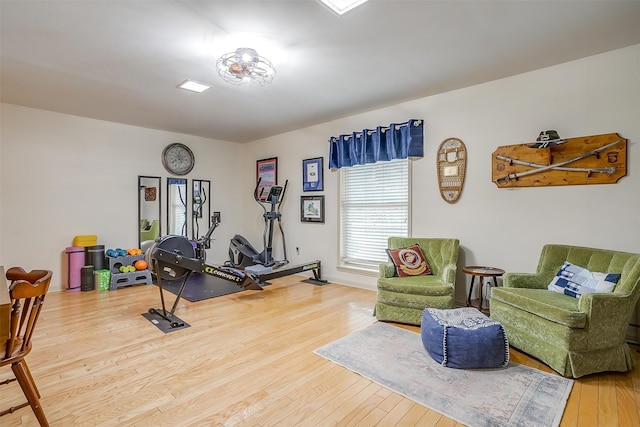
xmin=463 ymin=265 xmax=505 ymax=311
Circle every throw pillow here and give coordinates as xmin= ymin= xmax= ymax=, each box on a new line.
xmin=548 ymin=261 xmax=621 ymax=298
xmin=386 ymin=244 xmax=432 ymax=277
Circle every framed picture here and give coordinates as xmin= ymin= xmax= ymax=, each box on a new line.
xmin=301 ymin=195 xmax=324 ymax=223
xmin=302 ymin=157 xmax=324 ymax=191
xmin=256 ymin=157 xmax=277 ymax=200
xmin=144 ymin=186 xmax=157 ymax=201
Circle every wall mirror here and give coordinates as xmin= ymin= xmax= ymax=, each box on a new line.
xmin=192 ymin=179 xmax=211 ymax=245
xmin=138 ymin=175 xmax=162 ymax=247
xmin=167 ymin=178 xmax=188 ymax=237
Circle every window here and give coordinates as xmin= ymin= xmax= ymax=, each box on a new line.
xmin=339 ymin=158 xmax=410 ymax=271
xmin=167 ymin=179 xmax=187 ymax=237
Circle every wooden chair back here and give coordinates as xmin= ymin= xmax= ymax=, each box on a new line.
xmin=1 ymin=267 xmax=52 ymax=426
xmin=3 ymin=268 xmax=52 ymax=361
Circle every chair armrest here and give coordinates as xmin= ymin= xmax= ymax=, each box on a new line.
xmin=578 ymin=292 xmax=636 ymax=346
xmin=503 ymin=272 xmax=548 ymax=289
xmin=578 ymin=291 xmax=630 ymax=314
xmin=441 ymin=263 xmax=457 ymax=285
xmin=379 ymin=262 xmax=396 ymax=278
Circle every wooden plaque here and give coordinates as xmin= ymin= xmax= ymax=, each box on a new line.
xmin=492 ymin=133 xmax=627 ymax=188
xmin=437 ymin=138 xmax=467 ymax=203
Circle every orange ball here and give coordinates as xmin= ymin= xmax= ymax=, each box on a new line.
xmin=134 ymin=260 xmax=148 ymax=271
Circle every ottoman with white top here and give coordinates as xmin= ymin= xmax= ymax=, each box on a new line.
xmin=421 ymin=307 xmax=509 ymax=369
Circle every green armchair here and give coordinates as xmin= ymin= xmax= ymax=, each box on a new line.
xmin=375 ymin=237 xmax=459 ymax=325
xmin=140 ymin=219 xmax=160 ymax=242
xmin=490 ymin=244 xmax=640 ymax=378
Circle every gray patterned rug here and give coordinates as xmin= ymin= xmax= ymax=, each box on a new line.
xmin=314 ymin=322 xmax=573 ymax=427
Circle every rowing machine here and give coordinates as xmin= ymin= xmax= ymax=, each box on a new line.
xmin=145 ymin=234 xmax=263 ymax=330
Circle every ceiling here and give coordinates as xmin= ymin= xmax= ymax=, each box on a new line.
xmin=1 ymin=1 xmax=639 ymax=143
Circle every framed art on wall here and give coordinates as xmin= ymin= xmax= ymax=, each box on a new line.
xmin=256 ymin=157 xmax=277 ymax=200
xmin=302 ymin=157 xmax=324 ymax=191
xmin=300 ymin=195 xmax=324 ymax=223
xmin=144 ymin=186 xmax=157 ymax=201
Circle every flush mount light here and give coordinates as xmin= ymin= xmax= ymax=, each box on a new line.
xmin=177 ymin=79 xmax=210 ymax=93
xmin=216 ymin=47 xmax=275 ymax=87
xmin=318 ymin=0 xmax=369 ymax=15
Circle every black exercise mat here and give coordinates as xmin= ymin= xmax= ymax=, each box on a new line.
xmin=156 ymin=272 xmax=244 ymax=302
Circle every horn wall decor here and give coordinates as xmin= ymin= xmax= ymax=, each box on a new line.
xmin=492 ymin=133 xmax=626 ymax=188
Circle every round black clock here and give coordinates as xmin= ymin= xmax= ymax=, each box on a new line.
xmin=162 ymin=143 xmax=195 ymax=176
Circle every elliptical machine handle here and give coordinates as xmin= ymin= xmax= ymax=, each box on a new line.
xmin=254 ymin=177 xmax=264 ymax=203
xmin=280 ymin=180 xmax=288 ymax=203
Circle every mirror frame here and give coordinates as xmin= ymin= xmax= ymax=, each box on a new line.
xmin=138 ymin=175 xmax=162 ymax=248
xmin=192 ymin=179 xmax=211 ymax=244
xmin=167 ymin=177 xmax=188 ymax=237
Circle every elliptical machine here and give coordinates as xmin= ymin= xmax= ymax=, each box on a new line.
xmin=228 ymin=178 xmax=289 ymax=269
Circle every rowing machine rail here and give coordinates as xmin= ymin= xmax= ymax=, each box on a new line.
xmin=254 ymin=260 xmax=328 ymax=286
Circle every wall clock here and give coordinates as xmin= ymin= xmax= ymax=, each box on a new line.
xmin=162 ymin=143 xmax=195 ymax=176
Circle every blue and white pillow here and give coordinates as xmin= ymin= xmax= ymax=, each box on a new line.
xmin=548 ymin=261 xmax=621 ymax=298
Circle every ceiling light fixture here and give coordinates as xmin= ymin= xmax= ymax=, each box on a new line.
xmin=177 ymin=79 xmax=210 ymax=93
xmin=318 ymin=0 xmax=369 ymax=15
xmin=216 ymin=47 xmax=276 ymax=87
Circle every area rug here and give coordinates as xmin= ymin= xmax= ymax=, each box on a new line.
xmin=314 ymin=322 xmax=573 ymax=427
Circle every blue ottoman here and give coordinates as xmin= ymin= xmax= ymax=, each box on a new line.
xmin=421 ymin=307 xmax=509 ymax=369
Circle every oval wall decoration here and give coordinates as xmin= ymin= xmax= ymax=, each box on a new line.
xmin=437 ymin=137 xmax=467 ymax=203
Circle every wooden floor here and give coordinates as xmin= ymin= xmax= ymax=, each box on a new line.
xmin=1 ymin=275 xmax=640 ymax=426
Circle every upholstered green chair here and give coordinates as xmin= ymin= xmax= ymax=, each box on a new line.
xmin=375 ymin=237 xmax=459 ymax=325
xmin=490 ymin=244 xmax=640 ymax=378
xmin=140 ymin=219 xmax=160 ymax=242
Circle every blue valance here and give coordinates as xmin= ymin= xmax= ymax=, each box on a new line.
xmin=328 ymin=119 xmax=423 ymax=169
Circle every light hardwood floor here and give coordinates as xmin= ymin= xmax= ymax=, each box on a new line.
xmin=1 ymin=275 xmax=640 ymax=426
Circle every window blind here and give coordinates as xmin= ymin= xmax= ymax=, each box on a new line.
xmin=340 ymin=158 xmax=409 ymax=270
xmin=168 ymin=179 xmax=187 ymax=236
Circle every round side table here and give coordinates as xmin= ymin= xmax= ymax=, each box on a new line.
xmin=463 ymin=266 xmax=505 ymax=311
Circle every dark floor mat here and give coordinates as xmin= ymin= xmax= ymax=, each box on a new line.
xmin=155 ymin=271 xmax=246 ymax=302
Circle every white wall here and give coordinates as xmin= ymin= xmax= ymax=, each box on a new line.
xmin=0 ymin=106 xmax=245 ymax=291
xmin=2 ymin=45 xmax=638 ymax=303
xmin=244 ymin=45 xmax=640 ymax=304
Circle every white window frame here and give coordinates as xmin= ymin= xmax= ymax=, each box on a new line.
xmin=338 ymin=158 xmax=411 ymax=274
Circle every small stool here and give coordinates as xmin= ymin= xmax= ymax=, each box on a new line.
xmin=421 ymin=307 xmax=509 ymax=369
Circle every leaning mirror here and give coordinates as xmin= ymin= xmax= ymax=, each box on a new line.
xmin=167 ymin=178 xmax=188 ymax=237
xmin=138 ymin=176 xmax=162 ymax=247
xmin=192 ymin=179 xmax=211 ymax=245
